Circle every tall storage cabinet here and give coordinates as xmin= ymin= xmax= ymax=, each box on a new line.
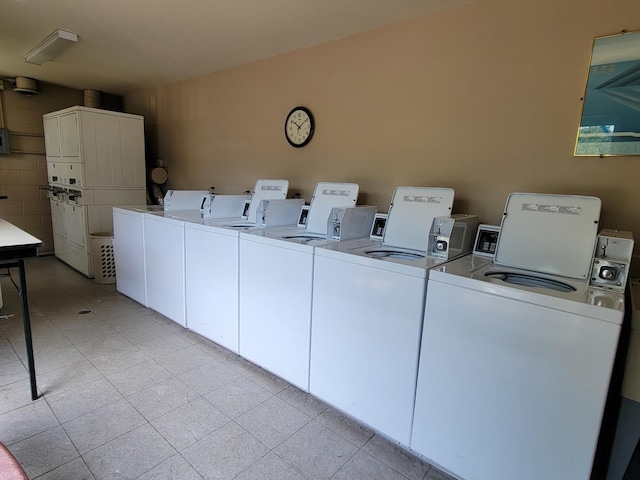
xmin=43 ymin=106 xmax=146 ymax=277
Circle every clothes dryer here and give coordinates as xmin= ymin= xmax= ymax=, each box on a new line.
xmin=310 ymin=187 xmax=469 ymax=447
xmin=238 ymin=182 xmax=361 ymax=390
xmin=411 ymin=193 xmax=625 ymax=480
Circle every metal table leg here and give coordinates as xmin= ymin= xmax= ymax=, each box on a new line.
xmin=18 ymin=259 xmax=38 ymax=400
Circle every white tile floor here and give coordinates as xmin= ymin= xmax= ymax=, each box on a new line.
xmin=0 ymin=256 xmax=454 ymax=480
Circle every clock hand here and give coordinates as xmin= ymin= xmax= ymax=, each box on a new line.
xmin=300 ymin=118 xmax=308 ymax=127
xmin=291 ymin=120 xmax=301 ymax=129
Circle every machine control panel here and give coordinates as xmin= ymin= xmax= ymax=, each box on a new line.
xmin=427 ymin=214 xmax=479 ymax=260
xmin=327 ymin=206 xmax=377 ymax=241
xmin=590 ymin=229 xmax=634 ymax=291
xmin=297 ymin=205 xmax=310 ymax=227
xmin=370 ymin=213 xmax=387 ymax=240
xmin=473 ymin=224 xmax=500 ymax=258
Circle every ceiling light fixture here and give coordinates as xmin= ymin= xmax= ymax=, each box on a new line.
xmin=25 ymin=29 xmax=78 ymax=65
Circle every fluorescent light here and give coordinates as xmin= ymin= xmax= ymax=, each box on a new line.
xmin=25 ymin=29 xmax=78 ymax=65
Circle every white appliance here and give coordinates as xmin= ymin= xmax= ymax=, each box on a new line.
xmin=113 ymin=190 xmax=208 ymax=314
xmin=411 ymin=193 xmax=625 ymax=480
xmin=44 ymin=106 xmax=146 ymax=276
xmin=607 ymin=277 xmax=640 ymax=480
xmin=238 ymin=182 xmax=361 ymax=390
xmin=112 ymin=205 xmax=162 ymax=306
xmin=184 ymin=179 xmax=290 ymax=352
xmin=144 ymin=190 xmax=252 ymax=327
xmin=310 ymin=187 xmax=470 ymax=447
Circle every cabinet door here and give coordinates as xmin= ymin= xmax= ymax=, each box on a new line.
xmin=82 ymin=113 xmax=145 ymax=188
xmin=59 ymin=113 xmax=80 ymax=159
xmin=50 ymin=199 xmax=66 ymax=238
xmin=65 ymin=203 xmax=86 ymax=248
xmin=43 ymin=116 xmax=60 ymax=158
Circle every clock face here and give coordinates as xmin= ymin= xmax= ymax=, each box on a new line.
xmin=285 ymin=107 xmax=314 ymax=147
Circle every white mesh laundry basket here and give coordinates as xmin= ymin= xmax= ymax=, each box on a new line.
xmin=90 ymin=233 xmax=116 ymax=284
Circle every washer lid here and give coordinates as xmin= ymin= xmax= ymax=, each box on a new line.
xmin=382 ymin=187 xmax=454 ymax=251
xmin=305 ymin=182 xmax=359 ymax=234
xmin=494 ymin=193 xmax=601 ymax=279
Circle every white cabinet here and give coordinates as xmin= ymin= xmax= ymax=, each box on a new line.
xmin=43 ymin=116 xmax=61 ymax=157
xmin=59 ymin=112 xmax=80 ymax=159
xmin=43 ymin=106 xmax=146 ymax=277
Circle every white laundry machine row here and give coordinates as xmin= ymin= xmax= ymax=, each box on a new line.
xmin=183 ymin=180 xmax=292 ymax=352
xmin=113 ymin=189 xmax=212 ymax=307
xmin=411 ymin=193 xmax=626 ymax=480
xmin=114 ymin=189 xmax=248 ymax=325
xmin=113 ymin=205 xmax=163 ymax=306
xmin=143 ymin=181 xmax=289 ymax=328
xmin=310 ymin=187 xmax=479 ymax=447
xmin=238 ymin=182 xmax=375 ymax=391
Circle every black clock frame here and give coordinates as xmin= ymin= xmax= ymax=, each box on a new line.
xmin=285 ymin=106 xmax=315 ymax=148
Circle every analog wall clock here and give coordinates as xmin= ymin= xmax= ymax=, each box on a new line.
xmin=285 ymin=106 xmax=314 ymax=147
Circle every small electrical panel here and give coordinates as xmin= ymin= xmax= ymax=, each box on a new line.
xmin=0 ymin=128 xmax=9 ymax=154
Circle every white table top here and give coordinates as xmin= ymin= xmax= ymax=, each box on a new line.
xmin=0 ymin=218 xmax=42 ymax=250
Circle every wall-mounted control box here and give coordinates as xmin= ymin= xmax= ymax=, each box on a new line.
xmin=0 ymin=128 xmax=9 ymax=154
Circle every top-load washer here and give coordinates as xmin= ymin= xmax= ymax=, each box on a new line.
xmin=238 ymin=182 xmax=365 ymax=391
xmin=113 ymin=190 xmax=207 ymax=307
xmin=144 ymin=191 xmax=250 ymax=326
xmin=310 ymin=187 xmax=477 ymax=447
xmin=183 ymin=179 xmax=291 ymax=352
xmin=411 ymin=193 xmax=626 ymax=480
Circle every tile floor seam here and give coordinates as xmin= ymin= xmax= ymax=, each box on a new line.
xmin=268 ymin=449 xmax=314 ymax=480
xmin=1 ymin=418 xmax=61 ymax=448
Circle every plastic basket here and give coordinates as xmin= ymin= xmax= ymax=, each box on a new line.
xmin=90 ymin=233 xmax=116 ymax=284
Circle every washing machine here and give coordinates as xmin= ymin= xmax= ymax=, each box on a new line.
xmin=310 ymin=187 xmax=475 ymax=447
xmin=238 ymin=182 xmax=362 ymax=391
xmin=113 ymin=190 xmax=208 ymax=307
xmin=144 ymin=191 xmax=249 ymax=326
xmin=411 ymin=193 xmax=626 ymax=480
xmin=183 ymin=179 xmax=290 ymax=352
xmin=607 ymin=276 xmax=640 ymax=480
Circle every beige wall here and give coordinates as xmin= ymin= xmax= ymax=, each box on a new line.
xmin=0 ymin=83 xmax=83 ymax=253
xmin=125 ymin=0 xmax=640 ymax=247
